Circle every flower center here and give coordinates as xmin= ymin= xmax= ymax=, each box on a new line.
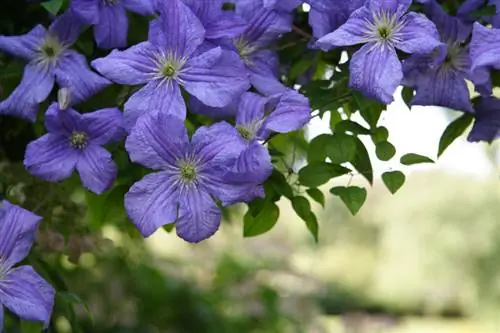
xmin=237 ymin=126 xmax=254 ymax=140
xmin=179 ymin=162 xmax=197 ymax=183
xmin=377 ymin=26 xmax=391 ymax=40
xmin=234 ymin=38 xmax=257 ymax=65
xmin=162 ymin=62 xmax=177 ymax=77
xmin=40 ymin=35 xmax=63 ymax=59
xmin=368 ymin=10 xmax=404 ymax=44
xmin=70 ymin=131 xmax=88 ymax=150
xmin=441 ymin=42 xmax=470 ymax=73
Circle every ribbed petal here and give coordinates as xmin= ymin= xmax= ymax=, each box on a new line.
xmin=190 ymin=96 xmax=239 ymax=119
xmin=76 ymin=145 xmax=117 ymax=194
xmin=263 ymin=90 xmax=311 ymax=134
xmin=48 ymin=9 xmax=83 ymax=46
xmin=470 ymin=23 xmax=500 ymax=73
xmin=94 ymin=4 xmax=128 ymax=49
xmin=55 ymin=50 xmax=111 ymax=105
xmin=236 ymin=92 xmax=267 ymax=127
xmin=125 ymin=171 xmax=180 ymax=237
xmin=126 ymin=112 xmax=188 ymax=169
xmin=0 ymin=202 xmax=41 ymax=267
xmin=44 ymin=103 xmax=82 ymax=136
xmin=181 ymin=47 xmax=250 ymax=108
xmin=176 ymin=188 xmax=220 ymax=243
xmin=149 ymin=0 xmax=205 ymax=57
xmin=71 ymin=0 xmax=100 ymax=24
xmin=91 ymin=42 xmax=159 ymax=85
xmin=468 ymin=96 xmax=500 ymax=142
xmin=411 ymin=68 xmax=474 ymax=113
xmin=205 ymin=11 xmax=247 ymax=39
xmin=0 ymin=266 xmax=54 ymax=328
xmin=181 ymin=0 xmax=223 ymax=23
xmin=241 ymin=8 xmax=291 ymax=46
xmin=368 ymin=0 xmax=412 ymax=14
xmin=124 ymin=79 xmax=186 ymax=130
xmin=0 ymin=62 xmax=54 ymax=122
xmin=24 ymin=134 xmax=78 ymax=182
xmin=122 ymin=0 xmax=156 ymax=15
xmin=349 ymin=43 xmax=402 ymax=104
xmin=0 ymin=25 xmax=45 ymax=61
xmin=82 ymin=108 xmax=124 ymax=145
xmin=395 ymin=12 xmax=441 ymax=54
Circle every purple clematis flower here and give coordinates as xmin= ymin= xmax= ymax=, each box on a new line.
xmin=468 ymin=96 xmax=500 ymax=142
xmin=0 ymin=10 xmax=111 ymax=122
xmin=0 ymin=201 xmax=55 ymax=331
xmin=469 ymin=22 xmax=500 ymax=93
xmin=402 ymin=1 xmax=475 ymax=113
xmin=24 ymin=103 xmax=123 ymax=194
xmin=71 ymin=0 xmax=156 ymax=49
xmin=125 ymin=111 xmax=270 ymax=242
xmin=306 ymin=0 xmax=366 ymax=39
xmin=92 ymin=0 xmax=249 ymax=130
xmin=316 ymin=0 xmax=441 ymax=104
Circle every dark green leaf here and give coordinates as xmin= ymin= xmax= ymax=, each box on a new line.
xmin=289 ymin=56 xmax=313 ymax=80
xmin=375 ymin=141 xmax=396 ymax=161
xmin=306 ymin=188 xmax=325 ymax=207
xmin=21 ymin=321 xmax=43 ymax=333
xmin=353 ymin=92 xmax=385 ymax=128
xmin=400 ymin=153 xmax=434 ymax=165
xmin=438 ymin=113 xmax=474 ymax=157
xmin=330 ymin=186 xmax=367 ymax=215
xmin=329 ymin=109 xmax=342 ymax=128
xmin=307 ymin=134 xmax=332 ymax=163
xmin=243 ymin=201 xmax=280 ymax=237
xmin=269 ymin=169 xmax=294 ymax=199
xmin=351 ymin=137 xmax=373 ymax=185
xmin=291 ymin=196 xmax=319 ymax=241
xmin=382 ymin=171 xmax=406 ymax=194
xmin=335 ymin=120 xmax=371 ymax=135
xmin=371 ymin=126 xmax=389 ymax=144
xmin=42 ymin=0 xmax=64 ymax=15
xmin=298 ymin=162 xmax=351 ymax=188
xmin=327 ymin=133 xmax=357 ymax=164
xmin=401 ymin=87 xmax=414 ymax=109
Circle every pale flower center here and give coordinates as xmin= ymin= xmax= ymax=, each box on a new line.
xmin=234 ymin=38 xmax=257 ymax=65
xmin=70 ymin=131 xmax=89 ymax=150
xmin=179 ymin=161 xmax=198 ymax=183
xmin=365 ymin=10 xmax=405 ymax=45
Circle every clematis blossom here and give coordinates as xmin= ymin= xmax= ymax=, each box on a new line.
xmin=468 ymin=96 xmax=500 ymax=142
xmin=0 ymin=10 xmax=110 ymax=122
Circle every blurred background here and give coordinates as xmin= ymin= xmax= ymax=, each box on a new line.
xmin=3 ymin=92 xmax=500 ymax=333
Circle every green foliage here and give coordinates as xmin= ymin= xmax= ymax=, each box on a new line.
xmin=298 ymin=162 xmax=351 ymax=188
xmin=438 ymin=113 xmax=474 ymax=156
xmin=243 ymin=199 xmax=280 ymax=237
xmin=382 ymin=171 xmax=406 ymax=194
xmin=400 ymin=153 xmax=435 ymax=165
xmin=291 ymin=196 xmax=319 ymax=241
xmin=330 ymin=186 xmax=367 ymax=216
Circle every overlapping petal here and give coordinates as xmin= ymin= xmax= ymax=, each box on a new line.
xmin=82 ymin=108 xmax=124 ymax=145
xmin=93 ymin=4 xmax=129 ymax=49
xmin=76 ymin=145 xmax=117 ymax=194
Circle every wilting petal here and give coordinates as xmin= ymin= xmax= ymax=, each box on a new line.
xmin=411 ymin=68 xmax=473 ymax=113
xmin=0 ymin=266 xmax=54 ymax=327
xmin=126 ymin=112 xmax=188 ymax=169
xmin=44 ymin=103 xmax=82 ymax=135
xmin=48 ymin=9 xmax=84 ymax=45
xmin=71 ymin=0 xmax=100 ymax=24
xmin=0 ymin=25 xmax=45 ymax=61
xmin=263 ymin=91 xmax=311 ymax=134
xmin=468 ymin=96 xmax=500 ymax=142
xmin=76 ymin=145 xmax=116 ymax=194
xmin=125 ymin=171 xmax=180 ymax=237
xmin=236 ymin=92 xmax=267 ymax=127
xmin=149 ymin=0 xmax=205 ymax=57
xmin=124 ymin=79 xmax=186 ymax=130
xmin=176 ymin=188 xmax=220 ymax=243
xmin=24 ymin=134 xmax=79 ymax=182
xmin=350 ymin=43 xmax=402 ymax=104
xmin=0 ymin=202 xmax=41 ymax=267
xmin=0 ymin=63 xmax=54 ymax=122
xmin=55 ymin=50 xmax=111 ymax=105
xmin=91 ymin=42 xmax=159 ymax=85
xmin=192 ymin=121 xmax=246 ymax=168
xmin=395 ymin=12 xmax=441 ymax=54
xmin=190 ymin=96 xmax=239 ymax=119
xmin=470 ymin=23 xmax=500 ymax=73
xmin=94 ymin=4 xmax=128 ymax=49
xmin=122 ymin=0 xmax=156 ymax=15
xmin=81 ymin=108 xmax=123 ymax=145
xmin=181 ymin=48 xmax=250 ymax=108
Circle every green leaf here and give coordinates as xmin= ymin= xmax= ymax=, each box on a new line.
xmin=298 ymin=162 xmax=351 ymax=188
xmin=243 ymin=201 xmax=280 ymax=237
xmin=268 ymin=169 xmax=294 ymax=199
xmin=58 ymin=291 xmax=95 ymax=325
xmin=291 ymin=196 xmax=319 ymax=241
xmin=289 ymin=56 xmax=313 ymax=80
xmin=42 ymin=0 xmax=64 ymax=15
xmin=327 ymin=133 xmax=357 ymax=164
xmin=353 ymin=92 xmax=385 ymax=128
xmin=330 ymin=186 xmax=367 ymax=215
xmin=375 ymin=141 xmax=396 ymax=161
xmin=20 ymin=321 xmax=43 ymax=333
xmin=400 ymin=153 xmax=434 ymax=165
xmin=306 ymin=188 xmax=325 ymax=207
xmin=438 ymin=113 xmax=474 ymax=157
xmin=351 ymin=137 xmax=373 ymax=185
xmin=329 ymin=109 xmax=342 ymax=128
xmin=382 ymin=171 xmax=406 ymax=194
xmin=335 ymin=120 xmax=371 ymax=135
xmin=85 ymin=185 xmax=128 ymax=230
xmin=401 ymin=87 xmax=414 ymax=109
xmin=308 ymin=134 xmax=332 ymax=163
xmin=371 ymin=126 xmax=389 ymax=144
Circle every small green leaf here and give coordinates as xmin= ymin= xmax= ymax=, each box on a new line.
xmin=329 ymin=109 xmax=342 ymax=128
xmin=298 ymin=162 xmax=351 ymax=188
xmin=438 ymin=113 xmax=474 ymax=157
xmin=335 ymin=120 xmax=371 ymax=135
xmin=327 ymin=133 xmax=357 ymax=164
xmin=371 ymin=126 xmax=389 ymax=144
xmin=354 ymin=92 xmax=385 ymax=128
xmin=401 ymin=87 xmax=414 ymax=109
xmin=42 ymin=0 xmax=64 ymax=15
xmin=330 ymin=186 xmax=367 ymax=215
xmin=306 ymin=188 xmax=325 ymax=207
xmin=400 ymin=153 xmax=434 ymax=165
xmin=269 ymin=169 xmax=294 ymax=199
xmin=243 ymin=201 xmax=280 ymax=237
xmin=375 ymin=141 xmax=396 ymax=161
xmin=291 ymin=196 xmax=319 ymax=241
xmin=382 ymin=171 xmax=406 ymax=194
xmin=351 ymin=137 xmax=373 ymax=185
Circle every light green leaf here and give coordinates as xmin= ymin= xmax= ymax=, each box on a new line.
xmin=330 ymin=186 xmax=367 ymax=215
xmin=400 ymin=153 xmax=434 ymax=165
xmin=382 ymin=171 xmax=406 ymax=194
xmin=306 ymin=188 xmax=325 ymax=207
xmin=243 ymin=201 xmax=280 ymax=237
xmin=42 ymin=0 xmax=64 ymax=15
